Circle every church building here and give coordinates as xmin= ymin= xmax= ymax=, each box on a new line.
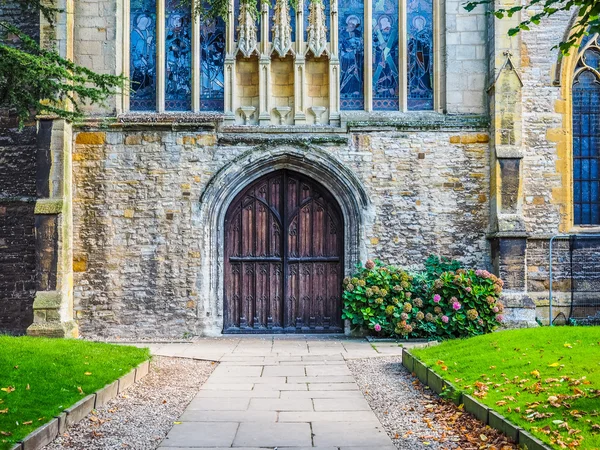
xmin=0 ymin=0 xmax=596 ymax=337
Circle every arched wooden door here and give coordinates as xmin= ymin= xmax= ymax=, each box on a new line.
xmin=223 ymin=170 xmax=344 ymax=333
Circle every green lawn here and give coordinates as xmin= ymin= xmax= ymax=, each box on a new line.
xmin=0 ymin=336 xmax=150 ymax=450
xmin=412 ymin=327 xmax=600 ymax=449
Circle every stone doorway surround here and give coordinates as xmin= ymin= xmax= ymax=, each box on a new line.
xmin=197 ymin=146 xmax=372 ymax=336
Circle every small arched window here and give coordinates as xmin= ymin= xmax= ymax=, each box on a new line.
xmin=572 ymin=34 xmax=600 ymax=225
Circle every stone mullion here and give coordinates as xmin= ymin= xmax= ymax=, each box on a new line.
xmin=364 ymin=0 xmax=372 ymax=111
xmin=224 ymin=0 xmax=237 ymax=123
xmin=398 ymin=0 xmax=406 ymax=111
xmin=192 ymin=0 xmax=201 ymax=112
xmin=259 ymin=1 xmax=272 ymax=124
xmin=328 ymin=0 xmax=340 ymax=126
xmin=121 ymin=0 xmax=131 ymax=112
xmin=157 ymin=0 xmax=166 ymax=112
xmin=294 ymin=0 xmax=307 ymax=124
xmin=432 ymin=0 xmax=443 ymax=112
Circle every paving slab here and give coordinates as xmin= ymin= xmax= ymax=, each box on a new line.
xmin=312 ymin=422 xmax=393 ymax=447
xmin=232 ymin=422 xmax=312 ymax=447
xmin=196 ymin=390 xmax=280 ymax=398
xmin=252 ymin=383 xmax=308 ymax=391
xmin=159 ymin=422 xmax=239 ymax=448
xmin=288 ymin=375 xmax=356 ymax=383
xmin=280 ymin=390 xmax=364 ymax=399
xmin=262 ymin=365 xmax=307 ymax=377
xmin=278 ymin=411 xmax=380 ymax=423
xmin=179 ymin=410 xmax=277 ymax=422
xmin=185 ymin=397 xmax=250 ymax=411
xmin=313 ymin=397 xmax=371 ymax=411
xmin=248 ymin=398 xmax=314 ymax=411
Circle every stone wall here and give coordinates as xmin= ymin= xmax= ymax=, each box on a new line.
xmin=0 ymin=1 xmax=39 ymax=334
xmin=71 ymin=124 xmax=491 ymax=338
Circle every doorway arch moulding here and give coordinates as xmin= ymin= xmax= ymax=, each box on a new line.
xmin=196 ymin=145 xmax=372 ymax=335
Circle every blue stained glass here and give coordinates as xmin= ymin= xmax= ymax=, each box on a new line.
xmin=165 ymin=0 xmax=192 ymax=111
xmin=407 ymin=0 xmax=433 ymax=110
xmin=573 ymin=62 xmax=600 ymax=224
xmin=200 ymin=14 xmax=226 ymax=110
xmin=372 ymin=0 xmax=399 ymax=110
xmin=130 ymin=0 xmax=156 ymax=111
xmin=339 ymin=0 xmax=364 ymax=110
xmin=304 ymin=0 xmax=330 ymax=41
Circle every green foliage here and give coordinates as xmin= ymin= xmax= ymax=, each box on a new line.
xmin=413 ymin=327 xmax=600 ymax=449
xmin=342 ymin=257 xmax=505 ymax=340
xmin=0 ymin=1 xmax=125 ymax=126
xmin=0 ymin=336 xmax=149 ymax=449
xmin=464 ymin=0 xmax=600 ymax=54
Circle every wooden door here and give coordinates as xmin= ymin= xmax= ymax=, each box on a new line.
xmin=223 ymin=170 xmax=344 ymax=333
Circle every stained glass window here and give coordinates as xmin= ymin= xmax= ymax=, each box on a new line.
xmin=338 ymin=0 xmax=363 ymax=110
xmin=372 ymin=0 xmax=399 ymax=110
xmin=165 ymin=0 xmax=192 ymax=111
xmin=407 ymin=0 xmax=433 ymax=110
xmin=130 ymin=0 xmax=156 ymax=111
xmin=573 ymin=34 xmax=600 ymax=225
xmin=200 ymin=15 xmax=226 ymax=110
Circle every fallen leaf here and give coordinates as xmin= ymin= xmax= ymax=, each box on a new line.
xmin=0 ymin=431 xmax=12 ymax=436
xmin=26 ymin=384 xmax=30 ymax=390
xmin=548 ymin=362 xmax=560 ymax=367
xmin=564 ymin=343 xmax=573 ymax=349
xmin=84 ymin=372 xmax=92 ymax=376
xmin=77 ymin=386 xmax=84 ymax=395
xmin=173 ymin=421 xmax=182 ymax=425
xmin=531 ymin=370 xmax=541 ymax=379
xmin=23 ymin=421 xmax=32 ymax=425
xmin=0 ymin=386 xmax=15 ymax=393
xmin=0 ymin=409 xmax=7 ymax=414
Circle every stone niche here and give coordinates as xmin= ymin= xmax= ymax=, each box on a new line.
xmin=225 ymin=0 xmax=340 ymax=126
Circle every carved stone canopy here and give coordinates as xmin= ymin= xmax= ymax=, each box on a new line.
xmin=236 ymin=1 xmax=258 ymax=58
xmin=271 ymin=0 xmax=294 ymax=57
xmin=306 ymin=0 xmax=328 ymax=57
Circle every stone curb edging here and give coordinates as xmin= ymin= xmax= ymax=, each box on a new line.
xmin=9 ymin=360 xmax=151 ymax=450
xmin=401 ymin=349 xmax=552 ymax=450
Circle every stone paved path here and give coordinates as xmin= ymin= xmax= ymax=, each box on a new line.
xmin=142 ymin=337 xmax=409 ymax=449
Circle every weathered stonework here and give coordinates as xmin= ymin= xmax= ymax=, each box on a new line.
xmin=0 ymin=0 xmax=590 ymax=336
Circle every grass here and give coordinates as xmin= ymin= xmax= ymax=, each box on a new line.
xmin=0 ymin=336 xmax=150 ymax=450
xmin=412 ymin=327 xmax=600 ymax=449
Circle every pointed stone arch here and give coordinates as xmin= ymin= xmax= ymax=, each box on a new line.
xmin=196 ymin=145 xmax=371 ymax=335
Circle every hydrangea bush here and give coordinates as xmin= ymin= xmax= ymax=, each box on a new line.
xmin=342 ymin=258 xmax=505 ymax=340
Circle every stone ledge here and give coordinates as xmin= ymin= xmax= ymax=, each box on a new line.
xmin=401 ymin=351 xmax=552 ymax=450
xmin=17 ymin=362 xmax=150 ymax=450
xmin=32 ymin=292 xmax=61 ymax=310
xmin=34 ymin=199 xmax=63 ymax=215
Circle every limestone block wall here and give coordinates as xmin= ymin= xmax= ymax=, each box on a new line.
xmin=270 ymin=57 xmax=296 ymax=124
xmin=444 ymin=0 xmax=487 ymax=114
xmin=71 ymin=126 xmax=490 ymax=338
xmin=305 ymin=56 xmax=330 ymax=124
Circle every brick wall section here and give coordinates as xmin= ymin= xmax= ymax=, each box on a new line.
xmin=72 ymin=128 xmax=490 ymax=338
xmin=0 ymin=1 xmax=39 ymax=334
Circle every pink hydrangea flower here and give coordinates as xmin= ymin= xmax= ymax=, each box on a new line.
xmin=365 ymin=260 xmax=375 ymax=270
xmin=433 ymin=294 xmax=441 ymax=303
xmin=465 ymin=286 xmax=472 ymax=293
xmin=496 ymin=314 xmax=504 ymax=322
xmin=442 ymin=315 xmax=449 ymax=323
xmin=492 ymin=306 xmax=499 ymax=313
xmin=452 ymin=301 xmax=462 ymax=311
xmin=374 ymin=323 xmax=382 ymax=332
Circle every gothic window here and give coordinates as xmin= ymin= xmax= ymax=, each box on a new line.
xmin=339 ymin=0 xmax=364 ymax=110
xmin=130 ymin=0 xmax=157 ymax=111
xmin=407 ymin=0 xmax=433 ymax=110
xmin=339 ymin=0 xmax=435 ymax=111
xmin=128 ymin=0 xmax=225 ymax=112
xmin=572 ymin=34 xmax=600 ymax=225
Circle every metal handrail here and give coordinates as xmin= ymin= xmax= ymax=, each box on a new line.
xmin=549 ymin=233 xmax=600 ymax=326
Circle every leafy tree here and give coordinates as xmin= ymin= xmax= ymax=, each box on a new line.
xmin=0 ymin=0 xmax=125 ymax=126
xmin=465 ymin=0 xmax=600 ymax=55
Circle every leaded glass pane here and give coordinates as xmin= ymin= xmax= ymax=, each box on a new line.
xmin=200 ymin=15 xmax=226 ymax=110
xmin=305 ymin=0 xmax=330 ymax=41
xmin=372 ymin=0 xmax=399 ymax=110
xmin=130 ymin=0 xmax=156 ymax=111
xmin=407 ymin=0 xmax=433 ymax=110
xmin=339 ymin=0 xmax=364 ymax=110
xmin=165 ymin=0 xmax=192 ymax=111
xmin=573 ymin=69 xmax=600 ymax=225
